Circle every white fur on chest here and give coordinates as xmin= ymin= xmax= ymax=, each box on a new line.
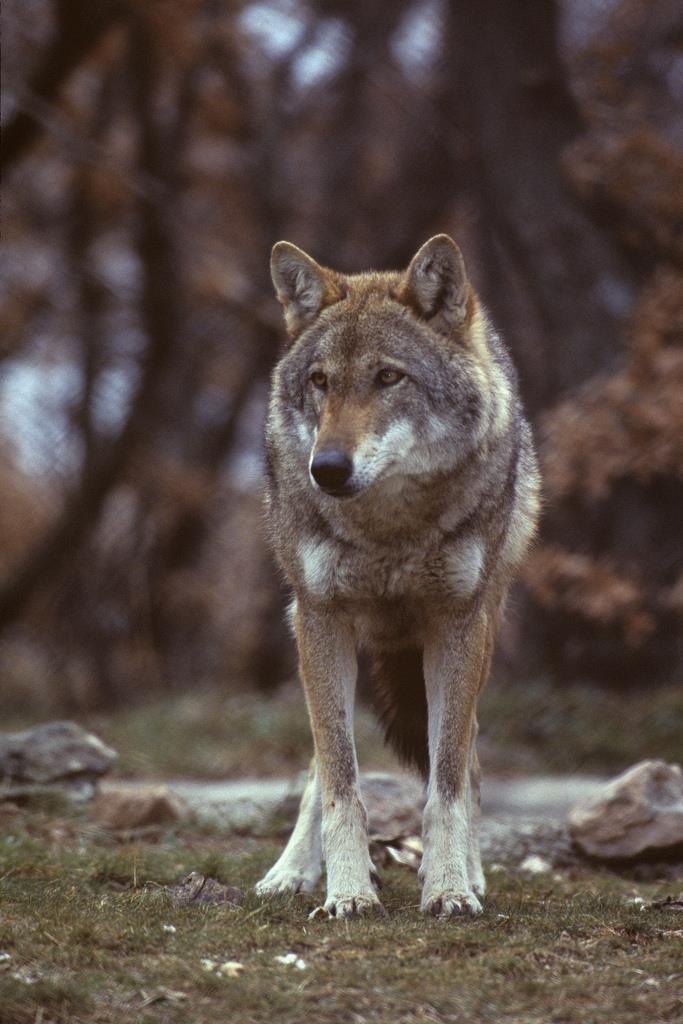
xmin=297 ymin=531 xmax=484 ymax=602
xmin=298 ymin=538 xmax=339 ymax=596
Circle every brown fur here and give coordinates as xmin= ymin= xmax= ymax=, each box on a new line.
xmin=257 ymin=235 xmax=541 ymax=918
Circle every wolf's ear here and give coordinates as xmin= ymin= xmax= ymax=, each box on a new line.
xmin=399 ymin=234 xmax=471 ymax=332
xmin=270 ymin=242 xmax=343 ymax=339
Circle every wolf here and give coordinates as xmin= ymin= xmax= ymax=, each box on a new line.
xmin=256 ymin=234 xmax=540 ymax=918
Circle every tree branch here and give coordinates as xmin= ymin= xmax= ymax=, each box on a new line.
xmin=2 ymin=0 xmax=125 ymax=174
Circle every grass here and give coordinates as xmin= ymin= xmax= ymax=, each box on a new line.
xmin=478 ymin=677 xmax=683 ymax=775
xmin=89 ymin=684 xmax=400 ymax=780
xmin=1 ymin=680 xmax=682 ymax=1022
xmin=1 ymin=811 xmax=682 ymax=1024
xmin=69 ymin=676 xmax=683 ymax=781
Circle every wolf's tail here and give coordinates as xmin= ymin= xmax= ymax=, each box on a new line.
xmin=369 ymin=647 xmax=429 ymax=778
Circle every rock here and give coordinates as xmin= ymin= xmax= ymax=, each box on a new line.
xmin=519 ymin=854 xmax=552 ymax=874
xmin=480 ymin=816 xmax=579 ymax=868
xmin=200 ymin=959 xmax=245 ymax=977
xmin=91 ymin=785 xmax=188 ymax=830
xmin=0 ymin=721 xmax=117 ymax=798
xmin=362 ymin=773 xmax=424 ymax=838
xmin=216 ymin=961 xmax=245 ymax=978
xmin=170 ymin=872 xmax=245 ymax=907
xmin=273 ymin=953 xmax=306 ymax=970
xmin=568 ymin=760 xmax=683 ymax=860
xmin=650 ymin=895 xmax=683 ymax=912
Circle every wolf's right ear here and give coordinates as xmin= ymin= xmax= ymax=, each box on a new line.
xmin=270 ymin=242 xmax=343 ymax=339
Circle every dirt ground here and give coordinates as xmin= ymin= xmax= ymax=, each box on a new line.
xmin=1 ymin=682 xmax=682 ymax=1023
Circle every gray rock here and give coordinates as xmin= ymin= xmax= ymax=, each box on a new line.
xmin=0 ymin=721 xmax=117 ymax=798
xmin=568 ymin=760 xmax=683 ymax=859
xmin=92 ymin=784 xmax=188 ymax=829
xmin=480 ymin=816 xmax=579 ymax=868
xmin=360 ymin=772 xmax=425 ymax=837
xmin=169 ymin=872 xmax=245 ymax=907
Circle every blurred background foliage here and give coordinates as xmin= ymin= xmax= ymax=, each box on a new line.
xmin=1 ymin=0 xmax=682 ymax=720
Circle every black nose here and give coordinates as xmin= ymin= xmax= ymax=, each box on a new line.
xmin=310 ymin=449 xmax=353 ymax=493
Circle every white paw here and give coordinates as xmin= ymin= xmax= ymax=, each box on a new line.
xmin=471 ymin=870 xmax=486 ymax=898
xmin=420 ymin=888 xmax=483 ymax=918
xmin=467 ymin=846 xmax=486 ymax=896
xmin=256 ymin=864 xmax=320 ymax=896
xmin=323 ymin=889 xmax=386 ymax=918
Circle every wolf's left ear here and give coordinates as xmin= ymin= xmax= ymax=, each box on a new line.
xmin=398 ymin=234 xmax=471 ymax=332
xmin=270 ymin=241 xmax=343 ymax=339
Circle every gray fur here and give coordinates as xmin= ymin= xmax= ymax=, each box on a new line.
xmin=258 ymin=236 xmax=541 ymax=918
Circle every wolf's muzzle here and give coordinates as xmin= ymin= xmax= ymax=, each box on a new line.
xmin=310 ymin=449 xmax=354 ymax=496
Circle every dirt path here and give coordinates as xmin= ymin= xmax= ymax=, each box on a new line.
xmin=102 ymin=772 xmax=608 ymax=867
xmin=156 ymin=772 xmax=607 ymax=824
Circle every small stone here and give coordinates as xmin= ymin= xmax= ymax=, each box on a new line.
xmin=274 ymin=953 xmax=306 ymax=970
xmin=519 ymin=854 xmax=552 ymax=874
xmin=170 ymin=872 xmax=245 ymax=907
xmin=0 ymin=721 xmax=116 ymax=791
xmin=162 ymin=924 xmax=177 ymax=933
xmin=140 ymin=987 xmax=187 ymax=1006
xmin=91 ymin=785 xmax=188 ymax=830
xmin=651 ymin=895 xmax=683 ymax=912
xmin=568 ymin=760 xmax=683 ymax=860
xmin=217 ymin=961 xmax=244 ymax=977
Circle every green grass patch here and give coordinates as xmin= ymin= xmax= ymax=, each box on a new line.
xmin=479 ymin=677 xmax=683 ymax=774
xmin=78 ymin=677 xmax=683 ymax=781
xmin=1 ymin=815 xmax=682 ymax=1024
xmin=90 ymin=686 xmax=400 ymax=780
xmin=4 ymin=677 xmax=680 ymax=781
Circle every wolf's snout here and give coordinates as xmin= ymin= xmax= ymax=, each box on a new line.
xmin=310 ymin=449 xmax=353 ymax=494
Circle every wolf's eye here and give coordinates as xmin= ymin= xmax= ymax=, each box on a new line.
xmin=376 ymin=368 xmax=404 ymax=387
xmin=310 ymin=370 xmax=327 ymax=389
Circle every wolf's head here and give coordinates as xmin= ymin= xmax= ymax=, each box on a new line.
xmin=269 ymin=235 xmax=509 ymax=499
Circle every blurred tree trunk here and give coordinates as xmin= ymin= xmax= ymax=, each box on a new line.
xmin=0 ymin=12 xmax=183 ymax=642
xmin=1 ymin=0 xmax=124 ymax=174
xmin=447 ymin=0 xmax=635 ymax=413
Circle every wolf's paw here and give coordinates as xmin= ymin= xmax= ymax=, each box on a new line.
xmin=255 ymin=865 xmax=320 ymax=896
xmin=323 ymin=889 xmax=386 ymax=919
xmin=467 ymin=859 xmax=486 ymax=897
xmin=420 ymin=889 xmax=483 ymax=918
xmin=471 ymin=873 xmax=486 ymax=898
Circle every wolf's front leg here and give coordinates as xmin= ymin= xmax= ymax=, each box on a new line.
xmin=294 ymin=602 xmax=383 ymax=918
xmin=256 ymin=757 xmax=323 ymax=895
xmin=419 ymin=609 xmax=492 ymax=918
xmin=467 ymin=737 xmax=486 ymax=898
